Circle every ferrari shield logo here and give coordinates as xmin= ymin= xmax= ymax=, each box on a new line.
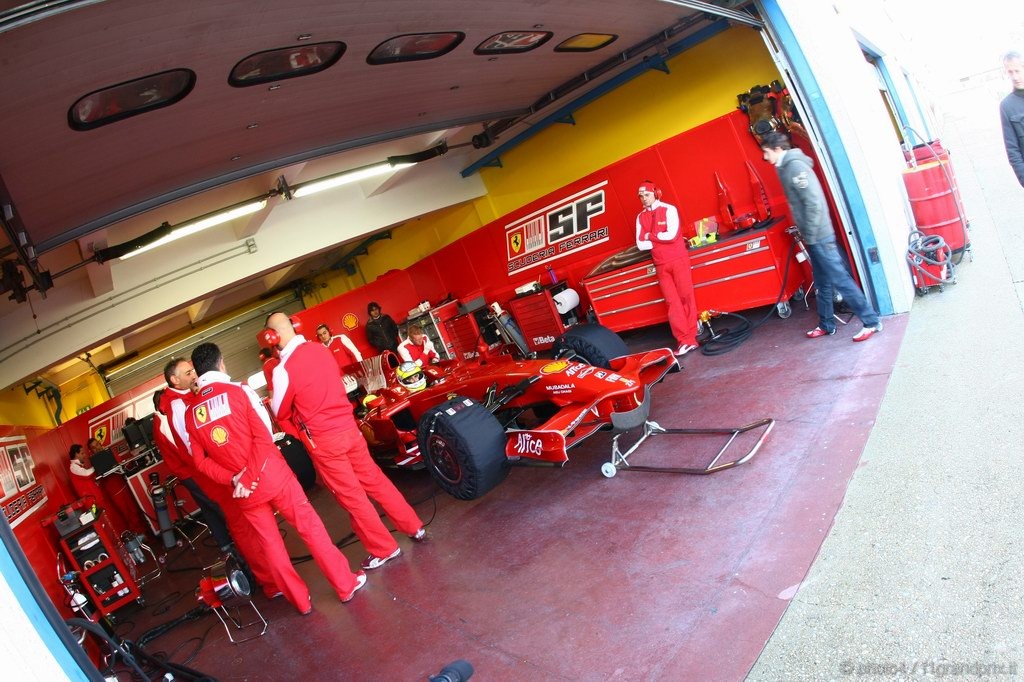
xmin=510 ymin=232 xmax=523 ymax=254
xmin=194 ymin=405 xmax=208 ymax=424
xmin=93 ymin=426 xmax=107 ymax=444
xmin=211 ymin=426 xmax=228 ymax=446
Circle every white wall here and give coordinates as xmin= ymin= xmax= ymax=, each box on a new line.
xmin=773 ymin=0 xmax=917 ymax=314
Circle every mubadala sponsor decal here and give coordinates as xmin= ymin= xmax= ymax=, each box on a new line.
xmin=545 ymin=383 xmax=576 ymax=394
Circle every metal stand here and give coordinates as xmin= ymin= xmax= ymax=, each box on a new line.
xmin=211 ymin=602 xmax=269 ymax=644
xmin=603 ymin=418 xmax=775 ymax=478
xmin=165 ymin=477 xmax=208 ymax=551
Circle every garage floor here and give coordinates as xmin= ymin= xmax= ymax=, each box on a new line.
xmin=110 ymin=305 xmax=903 ymax=681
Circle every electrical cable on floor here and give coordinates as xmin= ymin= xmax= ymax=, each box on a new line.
xmin=699 ymin=239 xmax=797 ymax=356
xmin=65 ymin=617 xmax=149 ymax=680
xmin=167 ymin=622 xmax=219 ymax=668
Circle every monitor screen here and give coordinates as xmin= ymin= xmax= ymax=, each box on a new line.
xmin=122 ymin=414 xmax=155 ymax=450
xmin=90 ymin=449 xmax=118 ymax=477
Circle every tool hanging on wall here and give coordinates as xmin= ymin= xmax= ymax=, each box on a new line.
xmin=746 ymin=161 xmax=772 ymax=222
xmin=715 ymin=172 xmax=736 ymax=231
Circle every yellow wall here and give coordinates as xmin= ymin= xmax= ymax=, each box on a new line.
xmin=311 ymin=26 xmax=780 ymax=297
xmin=0 ymin=386 xmax=59 ymax=428
xmin=58 ymin=372 xmax=110 ymax=420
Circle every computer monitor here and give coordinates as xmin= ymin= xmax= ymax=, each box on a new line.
xmin=123 ymin=414 xmax=155 ymax=450
xmin=90 ymin=449 xmax=118 ymax=477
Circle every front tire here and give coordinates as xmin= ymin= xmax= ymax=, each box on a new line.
xmin=552 ymin=323 xmax=628 ymax=369
xmin=417 ymin=396 xmax=509 ymax=500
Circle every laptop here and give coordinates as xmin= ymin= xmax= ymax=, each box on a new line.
xmin=90 ymin=449 xmax=119 ymax=477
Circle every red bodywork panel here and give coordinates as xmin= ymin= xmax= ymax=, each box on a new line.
xmin=358 ymin=349 xmax=677 ymax=468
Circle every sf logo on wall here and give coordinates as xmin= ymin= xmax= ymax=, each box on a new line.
xmin=506 ymin=181 xmax=610 ymax=274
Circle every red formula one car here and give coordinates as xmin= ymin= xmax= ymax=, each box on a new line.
xmin=352 ymin=324 xmax=678 ymax=500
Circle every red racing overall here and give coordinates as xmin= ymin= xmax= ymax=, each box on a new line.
xmin=161 ymin=387 xmax=281 ymax=597
xmin=636 ymin=201 xmax=698 ymax=348
xmin=187 ymin=372 xmax=361 ymax=614
xmin=272 ymin=336 xmax=423 ymax=558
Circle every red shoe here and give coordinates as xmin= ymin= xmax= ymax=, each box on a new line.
xmin=806 ymin=327 xmax=836 ymax=339
xmin=852 ymin=323 xmax=883 ymax=342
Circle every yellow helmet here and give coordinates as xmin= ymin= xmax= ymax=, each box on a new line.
xmin=395 ymin=361 xmax=426 ymax=392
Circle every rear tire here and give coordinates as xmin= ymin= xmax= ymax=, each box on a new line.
xmin=552 ymin=324 xmax=628 ymax=369
xmin=417 ymin=396 xmax=509 ymax=500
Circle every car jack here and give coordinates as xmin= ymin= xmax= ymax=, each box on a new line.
xmin=602 ymin=418 xmax=775 ymax=478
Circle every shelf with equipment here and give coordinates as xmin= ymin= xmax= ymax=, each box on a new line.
xmin=58 ymin=510 xmax=140 ymax=616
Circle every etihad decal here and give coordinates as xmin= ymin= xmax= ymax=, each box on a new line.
xmin=540 ymin=360 xmax=571 ymax=375
xmin=506 ymin=181 xmax=610 ymax=274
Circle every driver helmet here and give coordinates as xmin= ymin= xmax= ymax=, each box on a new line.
xmin=395 ymin=361 xmax=426 ymax=392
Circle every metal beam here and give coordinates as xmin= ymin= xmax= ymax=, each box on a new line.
xmin=461 ymin=20 xmax=732 ymax=177
xmin=658 ymin=0 xmax=763 ymax=28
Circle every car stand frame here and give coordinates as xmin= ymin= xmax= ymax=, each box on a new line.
xmin=602 ymin=417 xmax=775 ymax=478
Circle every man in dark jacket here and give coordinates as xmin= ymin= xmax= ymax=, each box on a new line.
xmin=365 ymin=301 xmax=400 ymax=354
xmin=760 ymin=131 xmax=882 ymax=342
xmin=1000 ymin=51 xmax=1024 ymax=187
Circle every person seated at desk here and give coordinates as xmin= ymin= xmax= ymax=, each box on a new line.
xmin=397 ymin=324 xmax=438 ymax=367
xmin=68 ymin=444 xmax=129 ymax=533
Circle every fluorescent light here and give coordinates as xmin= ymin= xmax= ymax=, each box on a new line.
xmin=119 ymin=199 xmax=267 ymax=260
xmin=291 ymin=161 xmax=414 ymax=198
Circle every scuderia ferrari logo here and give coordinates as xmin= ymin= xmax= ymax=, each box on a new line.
xmin=194 ymin=405 xmax=208 ymax=424
xmin=93 ymin=426 xmax=107 ymax=444
xmin=505 ymin=181 xmax=609 ymax=274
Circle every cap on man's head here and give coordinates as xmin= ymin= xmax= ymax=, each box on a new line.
xmin=638 ymin=181 xmax=659 ymax=195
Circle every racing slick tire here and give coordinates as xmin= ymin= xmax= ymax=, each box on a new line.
xmin=552 ymin=323 xmax=629 ymax=369
xmin=417 ymin=396 xmax=509 ymax=500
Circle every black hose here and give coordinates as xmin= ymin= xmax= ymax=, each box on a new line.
xmin=65 ymin=617 xmax=149 ymax=680
xmin=699 ymin=238 xmax=798 ymax=356
xmin=906 ymin=229 xmax=955 ymax=288
xmin=902 ymin=126 xmax=971 ymax=265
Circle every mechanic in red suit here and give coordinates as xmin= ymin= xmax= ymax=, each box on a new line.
xmin=635 ymin=180 xmax=699 ymax=356
xmin=68 ymin=444 xmax=130 ymax=532
xmin=185 ymin=342 xmax=365 ymax=614
xmin=265 ymin=312 xmax=426 ymax=570
xmin=396 ymin=324 xmax=438 ymax=367
xmin=162 ymin=358 xmax=281 ymax=599
xmin=316 ymin=323 xmax=363 ymax=373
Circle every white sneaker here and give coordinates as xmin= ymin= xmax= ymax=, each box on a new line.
xmin=361 ymin=547 xmax=401 ymax=570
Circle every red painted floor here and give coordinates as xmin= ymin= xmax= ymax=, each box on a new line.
xmin=105 ymin=304 xmax=905 ymax=681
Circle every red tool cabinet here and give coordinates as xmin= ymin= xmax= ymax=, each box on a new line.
xmin=60 ymin=511 xmax=140 ymax=616
xmin=582 ymin=219 xmax=807 ymax=331
xmin=506 ymin=283 xmax=575 ymax=353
